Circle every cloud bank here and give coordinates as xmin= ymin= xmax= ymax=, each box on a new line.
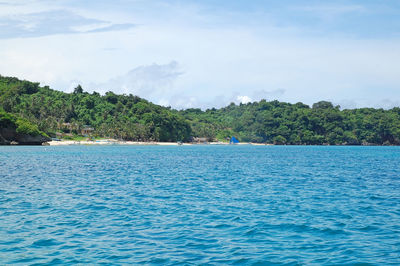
xmin=0 ymin=0 xmax=399 ymax=109
xmin=90 ymin=61 xmax=182 ymax=104
xmin=0 ymin=9 xmax=135 ymax=39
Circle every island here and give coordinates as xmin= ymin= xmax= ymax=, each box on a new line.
xmin=0 ymin=75 xmax=399 ymax=146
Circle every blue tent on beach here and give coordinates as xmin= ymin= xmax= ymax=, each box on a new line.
xmin=230 ymin=136 xmax=239 ymax=144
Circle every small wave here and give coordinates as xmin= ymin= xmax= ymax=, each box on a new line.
xmin=9 ymin=256 xmax=44 ymax=264
xmin=1 ymin=145 xmax=400 ymax=264
xmin=31 ymin=239 xmax=61 ymax=247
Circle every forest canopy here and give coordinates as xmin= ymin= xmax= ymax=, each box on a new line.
xmin=1 ymin=75 xmax=399 ymax=145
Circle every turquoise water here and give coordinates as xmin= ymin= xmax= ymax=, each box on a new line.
xmin=0 ymin=145 xmax=399 ymax=265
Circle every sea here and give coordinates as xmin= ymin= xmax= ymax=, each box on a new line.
xmin=0 ymin=145 xmax=399 ymax=265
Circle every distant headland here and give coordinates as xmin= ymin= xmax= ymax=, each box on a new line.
xmin=1 ymin=75 xmax=399 ymax=146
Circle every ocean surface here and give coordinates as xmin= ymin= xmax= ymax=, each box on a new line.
xmin=0 ymin=145 xmax=399 ymax=265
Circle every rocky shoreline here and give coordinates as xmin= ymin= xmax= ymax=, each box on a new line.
xmin=0 ymin=127 xmax=50 ymax=145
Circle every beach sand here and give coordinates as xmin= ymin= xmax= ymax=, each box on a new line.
xmin=47 ymin=139 xmax=265 ymax=146
xmin=47 ymin=139 xmax=191 ymax=146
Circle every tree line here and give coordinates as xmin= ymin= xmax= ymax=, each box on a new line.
xmin=181 ymin=100 xmax=400 ymax=145
xmin=0 ymin=76 xmax=191 ymax=142
xmin=1 ymin=75 xmax=399 ymax=145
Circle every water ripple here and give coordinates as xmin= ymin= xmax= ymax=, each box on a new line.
xmin=0 ymin=145 xmax=400 ymax=264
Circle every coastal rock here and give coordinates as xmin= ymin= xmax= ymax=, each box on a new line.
xmin=0 ymin=127 xmax=50 ymax=145
xmin=0 ymin=134 xmax=9 ymax=145
xmin=15 ymin=133 xmax=50 ymax=145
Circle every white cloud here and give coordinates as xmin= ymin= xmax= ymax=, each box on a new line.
xmin=0 ymin=1 xmax=399 ymax=110
xmin=236 ymin=95 xmax=252 ymax=104
xmin=89 ymin=61 xmax=183 ymax=100
xmin=0 ymin=9 xmax=135 ymax=39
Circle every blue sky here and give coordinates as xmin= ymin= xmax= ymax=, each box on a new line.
xmin=0 ymin=0 xmax=399 ymax=109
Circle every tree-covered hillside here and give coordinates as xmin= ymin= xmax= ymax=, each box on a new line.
xmin=181 ymin=100 xmax=400 ymax=145
xmin=0 ymin=76 xmax=191 ymax=142
xmin=0 ymin=107 xmax=49 ymax=144
xmin=1 ymin=75 xmax=399 ymax=145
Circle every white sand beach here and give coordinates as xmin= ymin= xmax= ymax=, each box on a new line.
xmin=48 ymin=139 xmax=191 ymax=146
xmin=46 ymin=139 xmax=265 ymax=146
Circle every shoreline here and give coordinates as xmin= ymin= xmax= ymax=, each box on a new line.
xmin=46 ymin=139 xmax=264 ymax=146
xmin=44 ymin=140 xmax=399 ymax=146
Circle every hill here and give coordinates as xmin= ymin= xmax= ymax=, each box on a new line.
xmin=181 ymin=100 xmax=400 ymax=145
xmin=1 ymin=75 xmax=399 ymax=145
xmin=0 ymin=76 xmax=191 ymax=142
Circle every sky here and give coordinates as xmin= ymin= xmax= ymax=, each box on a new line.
xmin=0 ymin=0 xmax=400 ymax=109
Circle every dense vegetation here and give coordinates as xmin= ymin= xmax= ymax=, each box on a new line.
xmin=1 ymin=75 xmax=399 ymax=145
xmin=0 ymin=108 xmax=46 ymax=136
xmin=0 ymin=76 xmax=191 ymax=142
xmin=0 ymin=107 xmax=49 ymax=145
xmin=181 ymin=100 xmax=400 ymax=145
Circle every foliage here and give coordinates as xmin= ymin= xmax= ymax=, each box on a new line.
xmin=0 ymin=75 xmax=191 ymax=142
xmin=0 ymin=108 xmax=15 ymax=128
xmin=1 ymin=75 xmax=400 ymax=145
xmin=181 ymin=100 xmax=400 ymax=145
xmin=0 ymin=107 xmax=48 ymax=137
xmin=15 ymin=119 xmax=43 ymax=136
